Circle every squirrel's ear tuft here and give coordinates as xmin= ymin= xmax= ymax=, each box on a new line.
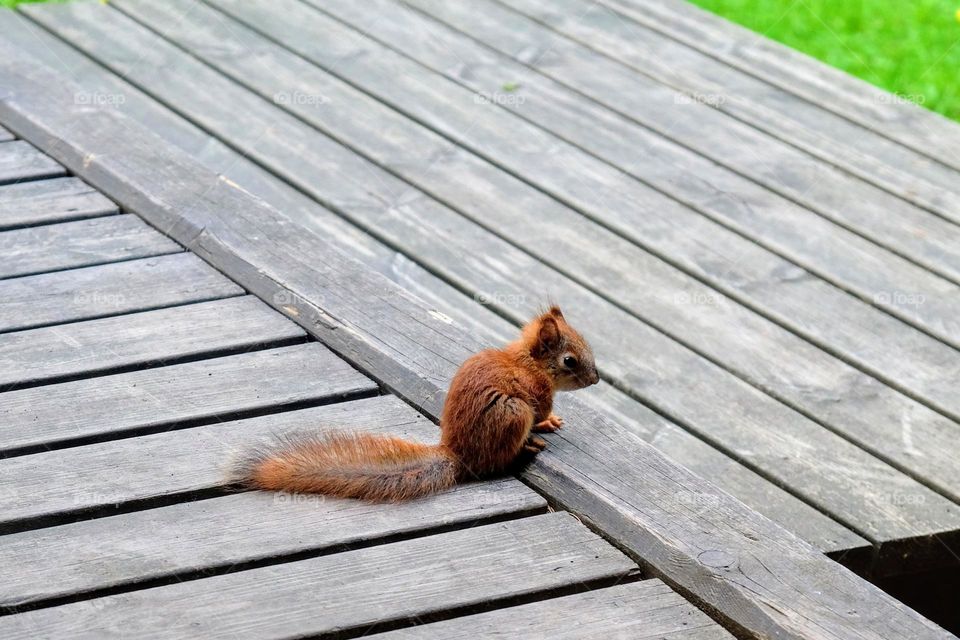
xmin=548 ymin=305 xmax=564 ymax=319
xmin=536 ymin=316 xmax=561 ymax=352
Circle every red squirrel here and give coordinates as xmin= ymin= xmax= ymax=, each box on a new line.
xmin=232 ymin=306 xmax=599 ymax=501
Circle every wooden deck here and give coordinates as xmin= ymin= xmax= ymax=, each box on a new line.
xmin=2 ymin=0 xmax=960 ymax=637
xmin=0 ymin=148 xmax=732 ymax=639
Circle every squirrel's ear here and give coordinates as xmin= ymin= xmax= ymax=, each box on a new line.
xmin=536 ymin=316 xmax=561 ymax=352
xmin=548 ymin=305 xmax=564 ymax=319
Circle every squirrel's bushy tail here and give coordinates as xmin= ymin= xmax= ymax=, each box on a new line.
xmin=232 ymin=431 xmax=460 ymax=502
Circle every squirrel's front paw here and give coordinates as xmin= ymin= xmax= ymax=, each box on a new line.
xmin=533 ymin=413 xmax=564 ymax=432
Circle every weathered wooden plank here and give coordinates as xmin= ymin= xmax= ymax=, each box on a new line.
xmin=314 ymin=225 xmax=872 ymax=556
xmin=0 ymin=6 xmax=529 ymax=327
xmin=0 ymin=513 xmax=637 ymax=640
xmin=115 ymin=0 xmax=960 ymax=512
xmin=367 ymin=580 xmax=732 ymax=639
xmin=0 ymin=213 xmax=180 ymax=279
xmin=0 ymin=124 xmax=13 ymax=141
xmin=601 ymin=0 xmax=960 ymax=178
xmin=0 ymin=296 xmax=305 ymax=389
xmin=0 ymin=480 xmax=545 ymax=610
xmin=0 ymin=395 xmax=425 ymax=531
xmin=0 ymin=342 xmax=375 ymax=455
xmin=386 ymin=0 xmax=960 ymax=344
xmin=0 ymin=176 xmax=118 ymax=230
xmin=495 ymin=0 xmax=960 ymax=227
xmin=580 ymin=382 xmax=870 ymax=560
xmin=0 ymin=9 xmax=341 ymax=231
xmin=313 ymin=0 xmax=960 ymax=370
xmin=0 ymin=42 xmax=949 ymax=637
xmin=0 ymin=139 xmax=65 ymax=185
xmin=333 ymin=253 xmax=872 ymax=556
xmin=0 ymin=252 xmax=243 ymax=333
xmin=303 ymin=0 xmax=960 ymax=289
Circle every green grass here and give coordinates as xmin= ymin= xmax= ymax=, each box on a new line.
xmin=687 ymin=0 xmax=960 ymax=121
xmin=1 ymin=0 xmax=44 ymax=7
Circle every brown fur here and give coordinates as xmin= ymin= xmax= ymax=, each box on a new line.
xmin=232 ymin=306 xmax=599 ymax=502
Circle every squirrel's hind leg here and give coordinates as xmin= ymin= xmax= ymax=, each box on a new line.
xmin=523 ymin=434 xmax=548 ymax=454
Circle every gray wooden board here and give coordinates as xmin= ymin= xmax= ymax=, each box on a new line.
xmin=0 ymin=513 xmax=638 ymax=640
xmin=4 ymin=0 xmax=833 ymax=561
xmin=0 ymin=9 xmax=355 ymax=234
xmin=0 ymin=8 xmax=408 ymax=284
xmin=0 ymin=213 xmax=181 ymax=279
xmin=0 ymin=7 xmax=542 ymax=333
xmin=579 ymin=382 xmax=870 ymax=559
xmin=366 ymin=580 xmax=733 ymax=639
xmin=0 ymin=176 xmax=118 ymax=230
xmin=1 ymin=52 xmax=946 ymax=636
xmin=0 ymin=395 xmax=426 ymax=530
xmin=297 ymin=0 xmax=960 ymax=414
xmin=416 ymin=277 xmax=869 ymax=556
xmin=325 ymin=221 xmax=871 ymax=556
xmin=0 ymin=139 xmax=65 ymax=185
xmin=495 ymin=0 xmax=960 ymax=227
xmin=382 ymin=0 xmax=960 ymax=348
xmin=294 ymin=2 xmax=960 ymax=380
xmin=105 ymin=0 xmax=960 ymax=510
xmin=602 ymin=0 xmax=960 ymax=177
xmin=0 ymin=124 xmax=13 ymax=141
xmin=386 ymin=0 xmax=960 ymax=282
xmin=0 ymin=252 xmax=243 ymax=333
xmin=0 ymin=296 xmax=305 ymax=390
xmin=0 ymin=342 xmax=375 ymax=454
xmin=0 ymin=479 xmax=545 ymax=609
xmin=326 ymin=0 xmax=960 ymax=289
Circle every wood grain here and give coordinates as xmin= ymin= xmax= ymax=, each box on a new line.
xmin=0 ymin=176 xmax=118 ymax=230
xmin=0 ymin=342 xmax=376 ymax=455
xmin=0 ymin=139 xmax=64 ymax=185
xmin=366 ymin=580 xmax=733 ymax=639
xmin=297 ymin=0 xmax=960 ymax=393
xmin=496 ymin=0 xmax=960 ymax=227
xmin=0 ymin=213 xmax=181 ymax=279
xmin=0 ymin=25 xmax=951 ymax=637
xmin=119 ymin=0 xmax=960 ymax=506
xmin=105 ymin=0 xmax=960 ymax=529
xmin=0 ymin=5 xmax=547 ymax=331
xmin=0 ymin=252 xmax=243 ymax=333
xmin=0 ymin=296 xmax=305 ymax=389
xmin=390 ymin=0 xmax=960 ymax=283
xmin=0 ymin=395 xmax=427 ymax=531
xmin=601 ymin=0 xmax=960 ymax=179
xmin=0 ymin=8 xmax=555 ymax=357
xmin=388 ymin=0 xmax=960 ymax=344
xmin=0 ymin=513 xmax=637 ymax=640
xmin=0 ymin=479 xmax=545 ymax=610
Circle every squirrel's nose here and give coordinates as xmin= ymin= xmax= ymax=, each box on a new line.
xmin=590 ymin=369 xmax=600 ymax=385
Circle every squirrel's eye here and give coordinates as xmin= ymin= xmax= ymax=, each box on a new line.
xmin=563 ymin=355 xmax=578 ymax=369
